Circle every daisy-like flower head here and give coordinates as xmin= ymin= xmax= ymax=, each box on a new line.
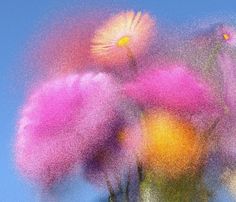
xmin=217 ymin=24 xmax=236 ymax=47
xmin=91 ymin=11 xmax=156 ymax=66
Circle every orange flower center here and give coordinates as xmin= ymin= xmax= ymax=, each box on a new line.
xmin=117 ymin=36 xmax=130 ymax=47
xmin=223 ymin=33 xmax=230 ymax=41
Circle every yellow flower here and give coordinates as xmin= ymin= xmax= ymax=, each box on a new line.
xmin=141 ymin=111 xmax=205 ymax=178
xmin=91 ymin=11 xmax=156 ymax=66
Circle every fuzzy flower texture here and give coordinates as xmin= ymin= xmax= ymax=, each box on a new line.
xmin=14 ymin=9 xmax=236 ymax=201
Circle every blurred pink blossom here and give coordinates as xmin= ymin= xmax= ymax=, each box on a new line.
xmin=15 ymin=72 xmax=121 ymax=188
xmin=217 ymin=24 xmax=236 ymax=47
xmin=123 ymin=65 xmax=216 ymax=113
xmin=27 ymin=12 xmax=109 ymax=75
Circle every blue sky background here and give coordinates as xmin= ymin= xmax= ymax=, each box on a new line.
xmin=1 ymin=0 xmax=236 ymax=201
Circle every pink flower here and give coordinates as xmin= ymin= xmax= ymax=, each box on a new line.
xmin=27 ymin=12 xmax=108 ymax=75
xmin=123 ymin=64 xmax=216 ymax=113
xmin=14 ymin=72 xmax=121 ymax=188
xmin=217 ymin=24 xmax=236 ymax=47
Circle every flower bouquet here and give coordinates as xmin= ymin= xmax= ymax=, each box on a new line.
xmin=14 ymin=10 xmax=236 ymax=201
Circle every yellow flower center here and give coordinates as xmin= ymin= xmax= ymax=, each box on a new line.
xmin=117 ymin=36 xmax=130 ymax=47
xmin=223 ymin=33 xmax=230 ymax=41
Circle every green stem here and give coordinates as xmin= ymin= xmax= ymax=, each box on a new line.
xmin=204 ymin=42 xmax=222 ymax=73
xmin=125 ymin=170 xmax=131 ymax=202
xmin=125 ymin=46 xmax=138 ymax=72
xmin=104 ymin=173 xmax=116 ymax=202
xmin=137 ymin=158 xmax=145 ymax=201
xmin=138 ymin=164 xmax=144 ymax=182
xmin=114 ymin=173 xmax=123 ymax=195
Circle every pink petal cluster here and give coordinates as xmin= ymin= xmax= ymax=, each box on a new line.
xmin=217 ymin=24 xmax=236 ymax=47
xmin=123 ymin=65 xmax=216 ymax=113
xmin=15 ymin=72 xmax=121 ymax=188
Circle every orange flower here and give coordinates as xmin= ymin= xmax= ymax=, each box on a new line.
xmin=141 ymin=111 xmax=205 ymax=178
xmin=91 ymin=11 xmax=156 ymax=66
